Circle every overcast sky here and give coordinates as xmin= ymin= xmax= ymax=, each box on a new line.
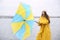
xmin=0 ymin=0 xmax=60 ymax=16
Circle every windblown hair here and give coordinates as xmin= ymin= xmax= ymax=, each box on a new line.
xmin=41 ymin=11 xmax=50 ymax=23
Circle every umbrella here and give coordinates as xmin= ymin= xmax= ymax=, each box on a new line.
xmin=11 ymin=3 xmax=34 ymax=40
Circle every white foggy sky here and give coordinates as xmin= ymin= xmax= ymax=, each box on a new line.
xmin=0 ymin=0 xmax=60 ymax=16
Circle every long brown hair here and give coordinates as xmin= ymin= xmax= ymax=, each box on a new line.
xmin=41 ymin=11 xmax=50 ymax=23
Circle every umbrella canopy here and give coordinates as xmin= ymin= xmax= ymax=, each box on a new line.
xmin=11 ymin=3 xmax=34 ymax=40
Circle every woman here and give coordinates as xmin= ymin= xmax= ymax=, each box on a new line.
xmin=36 ymin=11 xmax=51 ymax=40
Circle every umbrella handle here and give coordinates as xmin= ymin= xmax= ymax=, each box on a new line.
xmin=34 ymin=21 xmax=39 ymax=24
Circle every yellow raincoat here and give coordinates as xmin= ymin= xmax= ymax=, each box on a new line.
xmin=36 ymin=16 xmax=51 ymax=40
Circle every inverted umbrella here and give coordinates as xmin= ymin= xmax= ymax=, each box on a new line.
xmin=11 ymin=3 xmax=34 ymax=40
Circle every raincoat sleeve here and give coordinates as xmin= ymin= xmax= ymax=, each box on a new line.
xmin=38 ymin=17 xmax=49 ymax=25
